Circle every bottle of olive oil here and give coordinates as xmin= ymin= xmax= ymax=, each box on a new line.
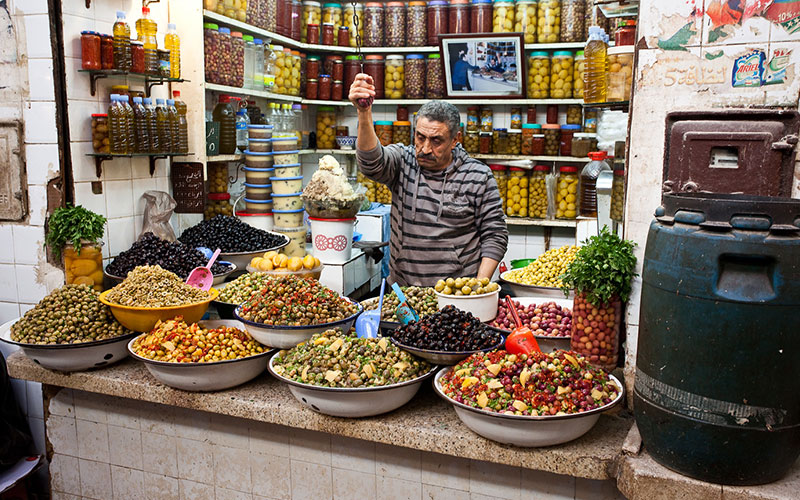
xmin=155 ymin=98 xmax=172 ymax=153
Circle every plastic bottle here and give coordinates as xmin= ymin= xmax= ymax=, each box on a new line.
xmin=243 ymin=35 xmax=255 ymax=90
xmin=213 ymin=95 xmax=236 ymax=155
xmin=267 ymin=102 xmax=281 ymax=131
xmin=166 ymin=99 xmax=180 ymax=154
xmin=143 ymin=97 xmax=159 ymax=153
xmin=108 ymin=95 xmax=127 ymax=154
xmin=131 ymin=96 xmax=150 ymax=154
xmin=135 ymin=7 xmax=158 ymax=75
xmin=253 ymin=39 xmax=265 ymax=90
xmin=284 ymin=104 xmax=296 ymax=135
xmin=155 ymin=98 xmax=172 ymax=153
xmin=164 ymin=23 xmax=181 ymax=79
xmin=112 ymin=11 xmax=132 ymax=71
xmin=172 ymin=90 xmax=189 ymax=154
xmin=584 ymin=26 xmax=608 ymax=104
xmin=236 ymin=108 xmax=250 ymax=153
xmin=292 ymin=103 xmax=303 ymax=144
xmin=120 ymin=95 xmax=134 ymax=153
xmin=579 ymin=151 xmax=611 ymax=217
xmin=264 ymin=44 xmax=277 ymax=91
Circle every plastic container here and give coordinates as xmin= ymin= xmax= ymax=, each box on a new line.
xmin=385 ymin=55 xmax=405 ymax=99
xmin=244 ymin=183 xmax=273 ymax=200
xmin=248 ymin=138 xmax=272 ymax=152
xmin=229 ymin=31 xmax=245 ymax=88
xmin=249 ymin=124 xmax=274 ymax=139
xmin=273 ymin=136 xmax=299 ymax=152
xmin=322 ymin=23 xmax=335 ymax=45
xmin=506 ymin=167 xmax=529 ymax=217
xmin=489 ymin=164 xmax=507 ymax=212
xmin=607 ymin=46 xmax=634 ymax=102
xmin=405 ymin=55 xmax=426 ymax=99
xmin=560 ymin=124 xmax=581 ymax=156
xmin=237 ymin=212 xmax=275 ymax=233
xmin=550 ymin=51 xmax=574 ymax=99
xmin=566 ymin=104 xmax=582 ymax=125
xmin=302 ymin=1 xmax=322 ymax=42
xmin=480 ymin=108 xmax=493 ymax=133
xmin=375 ymin=121 xmax=393 ymax=146
xmin=272 ymin=193 xmax=304 ymax=211
xmin=547 ymin=104 xmax=558 ymax=124
xmin=364 ymin=2 xmax=384 ymax=47
xmin=555 ymin=165 xmax=579 ymax=219
xmin=427 ymin=1 xmax=449 ymax=45
xmin=318 ymin=73 xmax=332 ymax=100
xmin=364 ymin=55 xmax=385 ymax=99
xmin=527 ymin=51 xmax=550 ymax=98
xmin=449 ymin=0 xmax=471 ymax=33
xmin=244 ymin=151 xmax=275 ymax=168
xmin=492 ymin=0 xmax=515 ymax=32
xmin=407 ymin=2 xmax=428 ymax=46
xmin=309 ymin=217 xmax=355 ymax=264
xmin=112 ymin=11 xmax=132 ymax=71
xmin=426 ymin=54 xmax=445 ymax=98
xmin=100 ymin=34 xmax=113 ymax=69
xmin=386 ymin=2 xmax=407 ymax=46
xmin=273 ymin=208 xmax=306 ymax=228
xmin=343 ymin=3 xmax=364 ymax=47
xmin=537 ymin=0 xmax=560 ymax=42
xmin=316 ymin=106 xmax=337 ymax=149
xmin=467 ymin=106 xmax=480 ymax=133
xmin=529 ymin=165 xmax=549 ymax=219
xmin=245 ymin=198 xmax=273 ymax=214
xmin=542 ymin=124 xmax=560 ymax=156
xmin=272 ymin=225 xmax=307 ymax=257
xmin=244 ymin=166 xmax=275 ymax=185
xmin=81 ymin=31 xmax=101 ymax=70
xmin=584 ymin=26 xmax=608 ymax=104
xmin=560 ymin=0 xmax=585 ymax=42
xmin=271 ymin=176 xmax=304 ymax=194
xmin=571 ymin=133 xmax=597 ymax=158
xmin=273 ymin=163 xmax=302 ymax=177
xmin=471 ymin=0 xmax=492 ymax=32
xmin=515 ymin=0 xmax=537 ymax=43
xmin=344 ymin=55 xmax=360 ymax=92
xmin=579 ymin=151 xmax=610 ymax=217
xmin=573 ymin=51 xmax=585 ymax=99
xmin=274 ymin=151 xmax=300 ymax=165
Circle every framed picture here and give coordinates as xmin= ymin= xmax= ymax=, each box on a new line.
xmin=439 ymin=33 xmax=526 ymax=99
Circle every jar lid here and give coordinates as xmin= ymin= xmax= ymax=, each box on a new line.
xmin=533 ymin=165 xmax=550 ymax=172
xmin=345 ymin=55 xmax=360 ymax=60
xmin=386 ymin=55 xmax=404 ymax=60
xmin=203 ymin=23 xmax=218 ymax=29
xmin=238 ymin=212 xmax=274 ymax=217
xmin=131 ymin=40 xmax=143 ymax=46
xmin=559 ymin=166 xmax=578 ymax=172
xmin=248 ymin=138 xmax=273 ymax=142
xmin=303 ymin=0 xmax=322 ymax=5
xmin=219 ymin=27 xmax=231 ymax=35
xmin=244 ymin=198 xmax=273 ymax=204
xmin=409 ymin=1 xmax=427 ymax=5
xmin=553 ymin=50 xmax=573 ymax=57
xmin=427 ymin=1 xmax=449 ymax=6
xmin=494 ymin=128 xmax=507 ymax=132
xmin=365 ymin=54 xmax=384 ymax=60
xmin=561 ymin=124 xmax=581 ymax=130
xmin=91 ymin=113 xmax=108 ymax=117
xmin=471 ymin=0 xmax=492 ymax=3
xmin=608 ymin=45 xmax=635 ymax=55
xmin=575 ymin=50 xmax=584 ymax=58
xmin=365 ymin=2 xmax=384 ymax=6
xmin=318 ymin=74 xmax=331 ymax=78
xmin=588 ymin=151 xmax=607 ymax=160
xmin=243 ymin=183 xmax=272 ymax=188
xmin=573 ymin=132 xmax=596 ymax=138
xmin=479 ymin=131 xmax=492 ymax=135
xmin=244 ymin=150 xmax=275 ymax=156
xmin=488 ymin=164 xmax=506 ymax=171
xmin=270 ymin=175 xmax=304 ymax=181
xmin=428 ymin=53 xmax=441 ymax=59
xmin=450 ymin=0 xmax=470 ymax=4
xmin=81 ymin=30 xmax=96 ymax=35
xmin=249 ymin=124 xmax=275 ymax=129
xmin=273 ymin=208 xmax=305 ymax=213
xmin=208 ymin=193 xmax=231 ymax=201
xmin=333 ymin=80 xmax=343 ymax=84
xmin=393 ymin=121 xmax=411 ymax=125
xmin=532 ymin=134 xmax=545 ymax=137
xmin=275 ymin=163 xmax=302 ymax=167
xmin=492 ymin=0 xmax=515 ymax=3
xmin=272 ymin=44 xmax=283 ymax=50
xmin=542 ymin=124 xmax=560 ymax=129
xmin=522 ymin=123 xmax=541 ymax=129
xmin=375 ymin=120 xmax=394 ymax=125
xmin=308 ymin=23 xmax=320 ymax=27
xmin=243 ymin=35 xmax=254 ymax=41
xmin=272 ymin=192 xmax=304 ymax=197
xmin=406 ymin=54 xmax=425 ymax=59
xmin=307 ymin=55 xmax=322 ymax=62
xmin=508 ymin=167 xmax=526 ymax=172
xmin=243 ymin=166 xmax=276 ymax=172
xmin=272 ymin=225 xmax=306 ymax=231
xmin=322 ymin=22 xmax=335 ymax=27
xmin=231 ymin=31 xmax=243 ymax=38
xmin=529 ymin=51 xmax=549 ymax=58
xmin=387 ymin=1 xmax=406 ymax=6
xmin=323 ymin=2 xmax=342 ymax=7
xmin=318 ymin=105 xmax=336 ymax=111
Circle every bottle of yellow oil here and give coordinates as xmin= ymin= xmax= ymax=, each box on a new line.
xmin=172 ymin=90 xmax=189 ymax=153
xmin=136 ymin=7 xmax=158 ymax=75
xmin=166 ymin=99 xmax=180 ymax=154
xmin=112 ymin=11 xmax=131 ymax=71
xmin=131 ymin=96 xmax=150 ymax=154
xmin=120 ymin=95 xmax=134 ymax=153
xmin=143 ymin=97 xmax=159 ymax=153
xmin=155 ymin=98 xmax=172 ymax=153
xmin=164 ymin=23 xmax=181 ymax=79
xmin=583 ymin=26 xmax=608 ymax=104
xmin=108 ymin=95 xmax=127 ymax=154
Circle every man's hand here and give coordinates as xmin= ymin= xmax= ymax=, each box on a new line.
xmin=349 ymin=73 xmax=376 ymax=111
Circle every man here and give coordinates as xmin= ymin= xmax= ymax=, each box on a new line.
xmin=451 ymin=49 xmax=479 ymax=91
xmin=349 ymin=74 xmax=508 ymax=287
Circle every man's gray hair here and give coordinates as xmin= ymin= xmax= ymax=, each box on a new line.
xmin=416 ymin=100 xmax=461 ymax=139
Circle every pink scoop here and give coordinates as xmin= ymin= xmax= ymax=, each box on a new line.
xmin=186 ymin=248 xmax=221 ymax=291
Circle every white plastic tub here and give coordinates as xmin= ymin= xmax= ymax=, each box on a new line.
xmin=309 ymin=217 xmax=355 ymax=264
xmin=272 ymin=193 xmax=303 ymax=211
xmin=273 ymin=208 xmax=305 ymax=227
xmin=244 ymin=167 xmax=275 ymax=185
xmin=273 ymin=163 xmax=302 ymax=177
xmin=271 ymin=176 xmax=303 ymax=195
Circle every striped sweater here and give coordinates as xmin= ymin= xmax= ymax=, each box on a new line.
xmin=357 ymin=143 xmax=508 ymax=286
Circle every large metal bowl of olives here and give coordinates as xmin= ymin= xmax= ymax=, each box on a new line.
xmin=359 ymin=286 xmax=439 ymax=332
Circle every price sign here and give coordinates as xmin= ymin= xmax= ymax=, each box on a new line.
xmin=171 ymin=162 xmax=204 ymax=213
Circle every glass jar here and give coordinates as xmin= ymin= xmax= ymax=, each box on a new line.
xmin=111 ymin=84 xmax=130 ymax=98
xmin=560 ymin=124 xmax=580 ymax=156
xmin=343 ymin=3 xmax=364 ymax=47
xmin=405 ymin=54 xmax=426 ymax=98
xmin=323 ymin=3 xmax=343 ymax=32
xmin=449 ymin=0 xmax=471 ymax=33
xmin=566 ymin=104 xmax=582 ymax=125
xmin=307 ymin=55 xmax=321 ymax=80
xmin=521 ymin=124 xmax=538 ymax=155
xmin=337 ymin=26 xmax=350 ymax=46
xmin=91 ymin=114 xmax=109 ymax=153
xmin=229 ymin=31 xmax=245 ymax=88
xmin=344 ymin=55 xmax=360 ymax=93
xmin=397 ymin=106 xmax=409 ymax=121
xmin=479 ymin=133 xmax=492 ymax=154
xmin=427 ymin=1 xmax=449 ymax=45
xmin=306 ymin=78 xmax=319 ymax=99
xmin=205 ymin=193 xmax=234 ymax=220
xmin=63 ymin=241 xmax=104 ymax=292
xmin=493 ymin=128 xmax=509 ymax=154
xmin=307 ymin=23 xmax=320 ymax=44
xmin=506 ymin=167 xmax=529 ymax=217
xmin=529 ymin=165 xmax=549 ymax=218
xmin=101 ymin=34 xmax=113 ymax=70
xmin=526 ymin=106 xmax=537 ymax=124
xmin=492 ymin=0 xmax=515 ymax=32
xmin=426 ymin=54 xmax=445 ymax=98
xmin=130 ymin=41 xmax=145 ymax=74
xmin=480 ymin=108 xmax=493 ymax=132
xmin=276 ymin=0 xmax=288 ymax=35
xmin=203 ymin=24 xmax=222 ymax=84
xmin=584 ymin=2 xmax=609 ymax=39
xmin=291 ymin=0 xmax=303 ymax=40
xmin=322 ymin=22 xmax=335 ymax=45
xmin=208 ymin=162 xmax=229 ymax=194
xmin=364 ymin=55 xmax=385 ymax=99
xmin=571 ymin=132 xmax=596 ymax=157
xmin=607 ymin=46 xmax=634 ymax=101
xmin=560 ymin=0 xmax=585 ymax=42
xmin=610 ymin=169 xmax=625 ymax=222
xmin=527 ymin=51 xmax=550 ymax=98
xmin=407 ymin=2 xmax=427 ymax=46
xmin=470 ymin=0 xmax=493 ymax=32
xmin=302 ymin=1 xmax=322 ymax=42
xmin=546 ymin=104 xmax=558 ymax=124
xmin=615 ymin=19 xmax=636 ymax=46
xmin=556 ymin=165 xmax=579 ymax=219
xmin=386 ymin=2 xmax=407 ymax=46
xmin=393 ymin=121 xmax=411 ymax=145
xmin=318 ymin=74 xmax=332 ymax=100
xmin=264 ymin=0 xmax=277 ymax=30
xmin=550 ymin=50 xmax=574 ymax=99
xmin=489 ymin=165 xmax=507 ymax=211
xmin=375 ymin=120 xmax=394 ymax=146
xmin=507 ymin=129 xmax=521 ymax=155
xmin=290 ymin=50 xmax=302 ymax=96
xmin=332 ymin=80 xmax=344 ymax=100
xmin=316 ymin=106 xmax=337 ymax=148
xmin=573 ymin=51 xmax=585 ymax=99
xmin=537 ymin=0 xmax=560 ymax=42
xmin=385 ymin=55 xmax=405 ymax=99
xmin=326 ymin=55 xmax=344 ymax=80
xmin=464 ymin=130 xmax=479 ymax=153
xmin=571 ymin=293 xmax=621 ymax=372
xmin=514 ymin=0 xmax=537 ymax=43
xmin=81 ymin=31 xmax=101 ymax=70
xmin=542 ymin=124 xmax=560 ymax=156
xmin=247 ymin=0 xmax=265 ymax=28
xmin=583 ymin=109 xmax=597 ymax=133
xmin=364 ymin=2 xmax=384 ymax=47
xmin=467 ymin=106 xmax=480 ymax=133
xmin=510 ymin=107 xmax=522 ymax=129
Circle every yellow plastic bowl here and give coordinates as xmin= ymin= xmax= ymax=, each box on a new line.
xmin=98 ymin=288 xmax=219 ymax=332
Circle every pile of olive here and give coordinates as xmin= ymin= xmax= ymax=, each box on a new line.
xmin=434 ymin=277 xmax=500 ymax=296
xmin=503 ymin=245 xmax=580 ymax=288
xmin=361 ymin=286 xmax=438 ymax=322
xmin=393 ymin=305 xmax=502 ymax=352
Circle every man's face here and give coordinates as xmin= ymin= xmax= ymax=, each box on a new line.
xmin=414 ymin=117 xmax=459 ymax=171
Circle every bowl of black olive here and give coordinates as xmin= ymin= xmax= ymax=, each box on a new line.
xmin=390 ymin=305 xmax=505 ymax=365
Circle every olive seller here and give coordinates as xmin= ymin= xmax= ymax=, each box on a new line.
xmin=349 ymin=74 xmax=508 ymax=287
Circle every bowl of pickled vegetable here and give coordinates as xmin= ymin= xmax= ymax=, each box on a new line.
xmin=434 ymin=350 xmax=623 ymax=447
xmin=268 ymin=330 xmax=436 ymax=417
xmin=128 ymin=318 xmax=274 ymax=392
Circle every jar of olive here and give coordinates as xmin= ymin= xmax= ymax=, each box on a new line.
xmin=514 ymin=0 xmax=537 ymax=43
xmin=542 ymin=124 xmax=560 ymax=156
xmin=316 ymin=106 xmax=337 ymax=149
xmin=550 ymin=51 xmax=574 ymax=99
xmin=393 ymin=121 xmax=411 ymax=145
xmin=527 ymin=51 xmax=550 ymax=98
xmin=480 ymin=108 xmax=493 ymax=132
xmin=91 ymin=113 xmax=109 ymax=153
xmin=492 ymin=129 xmax=509 ymax=154
xmin=506 ymin=167 xmax=529 ymax=218
xmin=556 ymin=165 xmax=579 ymax=219
xmin=529 ymin=165 xmax=549 ymax=219
xmin=64 ymin=241 xmax=104 ymax=291
xmin=385 ymin=55 xmax=405 ymax=99
xmin=560 ymin=0 xmax=585 ymax=42
xmin=375 ymin=120 xmax=393 ymax=146
xmin=566 ymin=104 xmax=582 ymax=125
xmin=510 ymin=107 xmax=522 ymax=129
xmin=489 ymin=164 xmax=507 ymax=211
xmin=571 ymin=132 xmax=597 ymax=158
xmin=464 ymin=130 xmax=479 ymax=153
xmin=208 ymin=162 xmax=229 ymax=193
xmin=583 ymin=109 xmax=597 ymax=133
xmin=492 ymin=0 xmax=515 ymax=32
xmin=507 ymin=129 xmax=521 ymax=155
xmin=537 ymin=0 xmax=560 ymax=42
xmin=521 ymin=123 xmax=539 ymax=155
xmin=610 ymin=168 xmax=625 ymax=222
xmin=479 ymin=132 xmax=492 ymax=154
xmin=467 ymin=106 xmax=480 ymax=133
xmin=573 ymin=50 xmax=585 ymax=99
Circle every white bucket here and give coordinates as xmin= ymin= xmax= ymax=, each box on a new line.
xmin=309 ymin=217 xmax=356 ymax=264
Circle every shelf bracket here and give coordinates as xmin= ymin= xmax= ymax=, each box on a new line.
xmin=144 ymin=77 xmax=163 ymax=98
xmin=89 ymin=72 xmax=109 ymax=96
xmin=149 ymin=155 xmax=168 ymax=176
xmin=93 ymin=155 xmax=113 ymax=178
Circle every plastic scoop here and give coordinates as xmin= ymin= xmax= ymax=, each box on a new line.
xmin=504 ymin=295 xmax=542 ymax=354
xmin=186 ymin=248 xmax=220 ymax=291
xmin=355 ymin=278 xmax=385 ymax=338
xmin=391 ymin=282 xmax=420 ymax=325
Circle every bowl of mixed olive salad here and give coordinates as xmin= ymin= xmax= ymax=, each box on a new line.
xmin=268 ymin=329 xmax=436 ymax=417
xmin=0 ymin=284 xmax=137 ymax=371
xmin=127 ymin=318 xmax=274 ymax=391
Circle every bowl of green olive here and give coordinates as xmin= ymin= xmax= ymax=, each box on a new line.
xmin=434 ymin=277 xmax=501 ymax=322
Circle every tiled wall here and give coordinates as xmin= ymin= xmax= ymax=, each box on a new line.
xmin=47 ymin=388 xmax=624 ymax=500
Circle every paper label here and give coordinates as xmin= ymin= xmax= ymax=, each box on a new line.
xmin=762 ymin=48 xmax=792 ymax=85
xmin=731 ymin=49 xmax=765 ymax=87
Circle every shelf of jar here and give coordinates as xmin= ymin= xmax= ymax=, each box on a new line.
xmin=505 ymin=218 xmax=578 ymax=228
xmin=78 ymin=69 xmax=187 ymax=97
xmin=300 ymin=149 xmax=357 ymax=155
xmin=472 ymin=154 xmax=589 ymax=162
xmin=297 ymin=98 xmax=584 ymax=106
xmin=207 ymin=154 xmax=244 ymax=162
xmin=582 ymin=100 xmax=630 ymax=110
xmin=86 ymin=152 xmax=191 ymax=177
xmin=204 ymin=82 xmax=303 ymax=102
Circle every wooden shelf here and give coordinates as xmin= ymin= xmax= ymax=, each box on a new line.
xmin=505 ymin=218 xmax=578 ymax=228
xmin=473 ymin=154 xmax=588 ymax=162
xmin=206 ymin=154 xmax=244 ymax=162
xmin=204 ymin=83 xmax=302 ymax=102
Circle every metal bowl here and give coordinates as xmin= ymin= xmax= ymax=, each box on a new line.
xmin=499 ymin=271 xmax=575 ymax=300
xmin=433 ymin=367 xmax=624 ymax=447
xmin=389 ymin=335 xmax=505 ymax=366
xmin=127 ymin=320 xmax=275 ymax=391
xmin=0 ymin=318 xmax=137 ymax=372
xmin=104 ymin=262 xmax=237 ymax=288
xmin=268 ymin=355 xmax=437 ymax=417
xmin=487 ymin=296 xmax=573 ymax=353
xmin=234 ymin=299 xmax=363 ymax=349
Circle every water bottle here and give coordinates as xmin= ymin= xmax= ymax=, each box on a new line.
xmin=236 ymin=109 xmax=249 ymax=153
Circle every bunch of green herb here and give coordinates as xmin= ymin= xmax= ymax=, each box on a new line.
xmin=45 ymin=204 xmax=106 ymax=258
xmin=560 ymin=226 xmax=637 ymax=306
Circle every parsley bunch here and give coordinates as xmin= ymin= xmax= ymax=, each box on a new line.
xmin=560 ymin=227 xmax=637 ymax=306
xmin=45 ymin=204 xmax=106 ymax=258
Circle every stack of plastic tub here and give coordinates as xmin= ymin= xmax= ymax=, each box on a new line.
xmin=270 ymin=133 xmax=306 ymax=257
xmin=242 ymin=124 xmax=274 ymax=230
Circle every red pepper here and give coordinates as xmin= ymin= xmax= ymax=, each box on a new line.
xmin=505 ymin=327 xmax=540 ymax=355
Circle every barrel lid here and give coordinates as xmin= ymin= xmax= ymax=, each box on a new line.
xmin=393 ymin=121 xmax=411 ymax=125
xmin=657 ymin=193 xmax=800 ymax=233
xmin=542 ymin=124 xmax=560 ymax=129
xmin=561 ymin=124 xmax=581 ymax=130
xmin=244 ymin=198 xmax=273 ymax=203
xmin=323 ymin=2 xmax=342 ymax=7
xmin=273 ymin=208 xmax=305 ymax=213
xmin=345 ymin=55 xmax=360 ymax=60
xmin=508 ymin=167 xmax=526 ymax=172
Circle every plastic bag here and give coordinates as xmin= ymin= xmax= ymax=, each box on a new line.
xmin=139 ymin=191 xmax=177 ymax=242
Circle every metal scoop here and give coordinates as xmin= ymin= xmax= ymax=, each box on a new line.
xmin=355 ymin=278 xmax=385 ymax=338
xmin=186 ymin=248 xmax=220 ymax=291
